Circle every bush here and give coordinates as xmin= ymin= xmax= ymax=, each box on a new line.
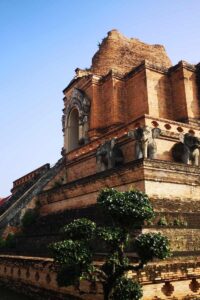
xmin=97 ymin=226 xmax=126 ymax=248
xmin=61 ymin=218 xmax=96 ymax=241
xmin=0 ymin=234 xmax=17 ymax=249
xmin=97 ymin=188 xmax=155 ymax=228
xmin=0 ymin=236 xmax=6 ymax=249
xmin=21 ymin=209 xmax=38 ymax=228
xmin=157 ymin=216 xmax=168 ymax=226
xmin=111 ymin=277 xmax=143 ymax=300
xmin=50 ymin=239 xmax=93 ymax=267
xmin=5 ymin=233 xmax=16 ymax=248
xmin=133 ymin=232 xmax=170 ymax=262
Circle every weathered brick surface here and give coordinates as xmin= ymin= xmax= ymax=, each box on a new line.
xmin=125 ymin=68 xmax=148 ymax=121
xmin=183 ymin=67 xmax=200 ymax=121
xmin=143 ymin=228 xmax=200 ymax=252
xmin=63 ymin=113 xmax=200 ymax=184
xmin=63 ymin=32 xmax=199 ymax=143
xmin=39 ymin=159 xmax=200 ymax=216
xmin=91 ymin=30 xmax=172 ymax=76
xmin=146 ymin=69 xmax=173 ymax=120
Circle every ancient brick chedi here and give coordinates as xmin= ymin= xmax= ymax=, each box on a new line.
xmin=57 ymin=30 xmax=200 ymax=198
xmin=63 ymin=29 xmax=199 ymax=146
xmin=0 ymin=30 xmax=200 ymax=300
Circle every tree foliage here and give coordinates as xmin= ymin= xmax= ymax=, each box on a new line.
xmin=110 ymin=277 xmax=143 ymax=300
xmin=97 ymin=189 xmax=155 ymax=228
xmin=0 ymin=236 xmax=6 ymax=249
xmin=61 ymin=218 xmax=96 ymax=241
xmin=50 ymin=188 xmax=170 ymax=300
xmin=133 ymin=232 xmax=170 ymax=262
xmin=0 ymin=233 xmax=16 ymax=249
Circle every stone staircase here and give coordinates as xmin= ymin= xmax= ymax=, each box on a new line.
xmin=0 ymin=158 xmax=64 ymax=232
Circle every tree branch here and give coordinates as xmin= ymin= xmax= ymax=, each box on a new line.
xmin=123 ymin=261 xmax=145 ymax=272
xmin=93 ymin=268 xmax=108 ymax=282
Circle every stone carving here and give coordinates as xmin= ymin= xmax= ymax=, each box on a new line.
xmin=128 ymin=126 xmax=161 ymax=159
xmin=96 ymin=138 xmax=124 ymax=172
xmin=66 ymin=88 xmax=90 ymax=117
xmin=63 ymin=88 xmax=91 ymax=150
xmin=172 ymin=133 xmax=200 ymax=166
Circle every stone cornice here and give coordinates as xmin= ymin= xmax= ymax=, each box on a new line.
xmin=169 ymin=60 xmax=196 ymax=73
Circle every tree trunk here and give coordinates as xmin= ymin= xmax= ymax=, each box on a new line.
xmin=103 ymin=284 xmax=111 ymax=300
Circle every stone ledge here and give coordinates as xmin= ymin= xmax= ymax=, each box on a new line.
xmin=38 ymin=159 xmax=200 ymax=215
xmin=40 ymin=159 xmax=200 ymax=198
xmin=39 ymin=159 xmax=200 ymax=199
xmin=0 ymin=255 xmax=200 ymax=300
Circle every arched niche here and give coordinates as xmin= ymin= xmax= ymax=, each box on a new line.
xmin=67 ymin=108 xmax=79 ymax=152
xmin=63 ymin=88 xmax=90 ymax=153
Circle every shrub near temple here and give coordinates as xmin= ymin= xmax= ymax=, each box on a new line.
xmin=21 ymin=209 xmax=38 ymax=228
xmin=50 ymin=189 xmax=170 ymax=300
xmin=0 ymin=236 xmax=6 ymax=248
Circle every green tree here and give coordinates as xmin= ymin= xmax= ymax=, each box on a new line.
xmin=50 ymin=189 xmax=170 ymax=300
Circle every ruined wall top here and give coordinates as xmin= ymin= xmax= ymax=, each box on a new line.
xmin=90 ymin=29 xmax=172 ymax=76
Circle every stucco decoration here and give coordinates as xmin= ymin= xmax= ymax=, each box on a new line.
xmin=172 ymin=133 xmax=200 ymax=166
xmin=63 ymin=88 xmax=90 ymax=151
xmin=128 ymin=126 xmax=161 ymax=159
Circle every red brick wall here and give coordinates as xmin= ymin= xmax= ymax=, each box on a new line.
xmin=125 ymin=69 xmax=148 ymax=121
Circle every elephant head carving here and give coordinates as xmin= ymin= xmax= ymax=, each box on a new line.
xmin=172 ymin=133 xmax=200 ymax=166
xmin=96 ymin=138 xmax=124 ymax=172
xmin=128 ymin=126 xmax=161 ymax=159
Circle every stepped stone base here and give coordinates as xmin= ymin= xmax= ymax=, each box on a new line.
xmin=0 ymin=255 xmax=200 ymax=300
xmin=38 ymin=159 xmax=200 ymax=216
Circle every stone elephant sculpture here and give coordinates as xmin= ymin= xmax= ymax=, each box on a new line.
xmin=172 ymin=133 xmax=200 ymax=166
xmin=128 ymin=126 xmax=161 ymax=159
xmin=96 ymin=138 xmax=124 ymax=172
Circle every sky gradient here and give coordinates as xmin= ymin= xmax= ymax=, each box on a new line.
xmin=1 ymin=0 xmax=200 ymax=196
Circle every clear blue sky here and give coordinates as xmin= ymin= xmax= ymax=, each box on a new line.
xmin=1 ymin=0 xmax=200 ymax=197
